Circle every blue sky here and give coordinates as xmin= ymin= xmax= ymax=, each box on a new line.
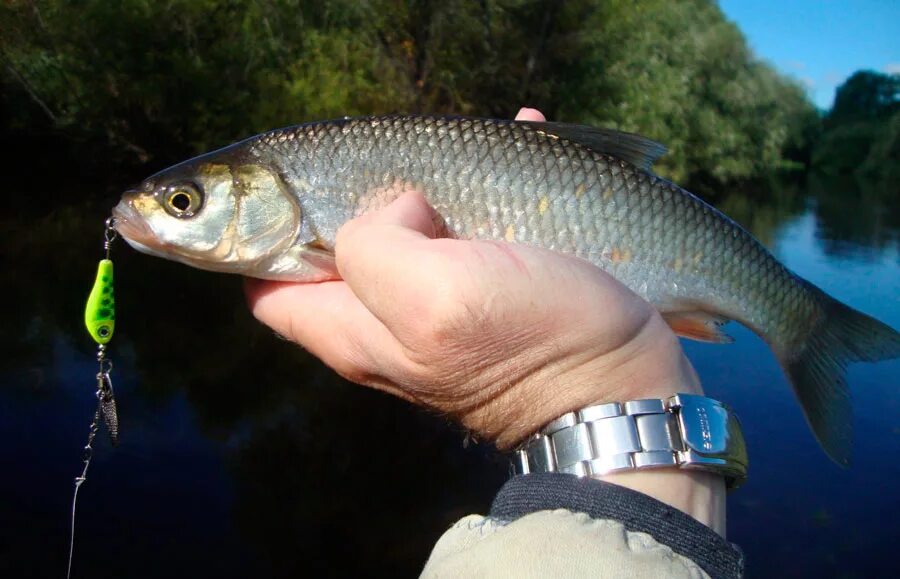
xmin=718 ymin=0 xmax=899 ymax=110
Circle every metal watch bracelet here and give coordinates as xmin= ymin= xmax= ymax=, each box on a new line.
xmin=513 ymin=394 xmax=748 ymax=489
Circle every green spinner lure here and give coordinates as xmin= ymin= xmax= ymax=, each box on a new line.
xmin=84 ymin=258 xmax=115 ymax=345
xmin=81 ymin=217 xmax=120 ymax=443
xmin=68 ymin=217 xmax=121 ymax=579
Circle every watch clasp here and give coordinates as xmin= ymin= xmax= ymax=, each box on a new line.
xmin=668 ymin=394 xmax=748 ymax=488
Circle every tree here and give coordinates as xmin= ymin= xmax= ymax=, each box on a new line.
xmin=1 ymin=0 xmax=819 ymax=192
xmin=813 ymin=70 xmax=900 ymax=188
xmin=827 ymin=70 xmax=900 ymax=127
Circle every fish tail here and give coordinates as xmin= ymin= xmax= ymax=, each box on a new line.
xmin=780 ymin=286 xmax=900 ymax=466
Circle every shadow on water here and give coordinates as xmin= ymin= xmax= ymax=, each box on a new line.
xmin=1 ymin=173 xmax=898 ymax=577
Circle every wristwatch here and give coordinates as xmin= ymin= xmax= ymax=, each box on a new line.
xmin=512 ymin=394 xmax=748 ymax=489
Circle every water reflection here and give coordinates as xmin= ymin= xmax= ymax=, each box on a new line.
xmin=807 ymin=174 xmax=899 ymax=258
xmin=713 ymin=177 xmax=806 ymax=248
xmin=2 ymin=175 xmax=898 ymax=577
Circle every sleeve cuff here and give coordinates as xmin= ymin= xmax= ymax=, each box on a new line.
xmin=489 ymin=473 xmax=743 ymax=579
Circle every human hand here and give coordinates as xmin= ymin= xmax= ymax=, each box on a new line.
xmin=245 ymin=107 xmax=723 ymax=533
xmin=244 ymin=107 xmax=703 ymax=449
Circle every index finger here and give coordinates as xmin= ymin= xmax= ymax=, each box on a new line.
xmin=515 ymin=107 xmax=546 ymax=122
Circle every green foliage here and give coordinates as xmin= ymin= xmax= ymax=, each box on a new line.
xmin=860 ymin=111 xmax=900 ymax=184
xmin=827 ymin=70 xmax=900 ymax=127
xmin=812 ymin=120 xmax=881 ymax=174
xmin=551 ymin=0 xmax=816 ymax=184
xmin=1 ymin=0 xmax=818 ymax=189
xmin=812 ymin=70 xmax=899 ymax=191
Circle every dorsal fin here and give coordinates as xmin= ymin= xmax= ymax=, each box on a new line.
xmin=522 ymin=121 xmax=667 ymax=171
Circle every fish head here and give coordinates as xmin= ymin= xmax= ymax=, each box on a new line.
xmin=112 ymin=154 xmax=303 ymax=276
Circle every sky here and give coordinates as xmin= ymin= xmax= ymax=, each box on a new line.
xmin=718 ymin=0 xmax=899 ymax=110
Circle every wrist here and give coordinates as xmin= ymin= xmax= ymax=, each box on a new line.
xmin=597 ymin=469 xmax=726 ymax=536
xmin=483 ymin=313 xmax=727 ymax=535
xmin=472 ymin=313 xmax=701 ymax=449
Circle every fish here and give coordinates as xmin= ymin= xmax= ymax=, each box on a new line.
xmin=112 ymin=114 xmax=900 ymax=465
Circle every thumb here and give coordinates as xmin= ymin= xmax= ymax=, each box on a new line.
xmin=340 ymin=190 xmax=446 ymax=241
xmin=334 ymin=191 xmax=466 ymax=339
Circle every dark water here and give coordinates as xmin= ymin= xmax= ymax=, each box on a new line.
xmin=1 ymin=177 xmax=897 ymax=578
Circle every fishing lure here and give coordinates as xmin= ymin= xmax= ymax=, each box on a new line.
xmin=67 ymin=217 xmax=121 ymax=579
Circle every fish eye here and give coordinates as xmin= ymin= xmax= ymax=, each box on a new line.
xmin=163 ymin=184 xmax=203 ymax=218
xmin=171 ymin=191 xmax=191 ymax=211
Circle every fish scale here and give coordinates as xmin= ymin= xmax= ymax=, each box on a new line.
xmin=113 ymin=114 xmax=900 ymax=465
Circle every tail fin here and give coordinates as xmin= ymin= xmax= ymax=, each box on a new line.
xmin=782 ymin=289 xmax=900 ymax=466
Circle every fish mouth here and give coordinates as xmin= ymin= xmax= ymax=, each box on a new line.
xmin=111 ymin=197 xmax=166 ymax=254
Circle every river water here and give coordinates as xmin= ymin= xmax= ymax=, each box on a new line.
xmin=1 ymin=176 xmax=897 ymax=577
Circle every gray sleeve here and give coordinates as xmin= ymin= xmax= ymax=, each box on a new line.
xmin=488 ymin=473 xmax=743 ymax=579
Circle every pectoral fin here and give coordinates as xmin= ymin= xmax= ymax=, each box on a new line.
xmin=301 ymin=244 xmax=339 ymax=279
xmin=662 ymin=311 xmax=734 ymax=344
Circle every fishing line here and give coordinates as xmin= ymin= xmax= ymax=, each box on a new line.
xmin=67 ymin=217 xmax=121 ymax=579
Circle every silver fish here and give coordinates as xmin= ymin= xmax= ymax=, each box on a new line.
xmin=112 ymin=115 xmax=900 ymax=464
